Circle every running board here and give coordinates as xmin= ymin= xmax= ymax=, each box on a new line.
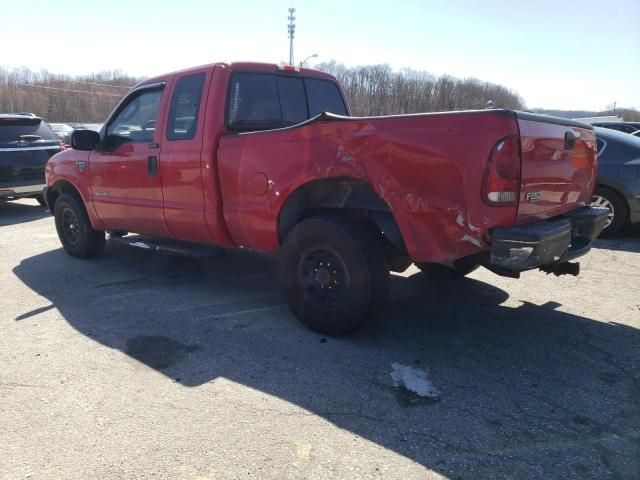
xmin=107 ymin=234 xmax=225 ymax=259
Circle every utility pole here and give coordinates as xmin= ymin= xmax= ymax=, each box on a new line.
xmin=613 ymin=101 xmax=617 ymax=115
xmin=288 ymin=8 xmax=296 ymax=65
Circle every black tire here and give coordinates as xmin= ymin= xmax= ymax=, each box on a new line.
xmin=591 ymin=186 xmax=628 ymax=237
xmin=417 ymin=257 xmax=479 ymax=279
xmin=278 ymin=215 xmax=390 ymax=336
xmin=35 ymin=194 xmax=47 ymax=208
xmin=54 ymin=193 xmax=105 ymax=258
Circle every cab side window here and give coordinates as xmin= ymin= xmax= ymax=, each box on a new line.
xmin=167 ymin=73 xmax=206 ymax=141
xmin=107 ymin=88 xmax=163 ymax=149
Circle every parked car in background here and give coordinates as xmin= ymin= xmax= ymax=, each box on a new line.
xmin=590 ymin=127 xmax=640 ymax=235
xmin=592 ymin=121 xmax=640 ymax=134
xmin=0 ymin=113 xmax=63 ymax=206
xmin=49 ymin=123 xmax=74 ymax=145
xmin=73 ymin=123 xmax=103 ymax=132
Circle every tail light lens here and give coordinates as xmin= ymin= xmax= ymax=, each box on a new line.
xmin=482 ymin=135 xmax=520 ymax=206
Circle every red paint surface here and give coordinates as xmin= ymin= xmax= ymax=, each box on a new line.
xmin=46 ymin=62 xmax=597 ymax=264
xmin=516 ymin=120 xmax=597 ymax=224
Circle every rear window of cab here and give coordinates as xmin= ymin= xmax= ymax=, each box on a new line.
xmin=226 ymin=72 xmax=347 ymax=131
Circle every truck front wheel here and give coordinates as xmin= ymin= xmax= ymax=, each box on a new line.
xmin=278 ymin=215 xmax=390 ymax=336
xmin=54 ymin=193 xmax=105 ymax=258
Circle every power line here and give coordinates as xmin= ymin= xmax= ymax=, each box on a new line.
xmin=9 ymin=83 xmax=124 ymax=97
xmin=2 ymin=65 xmax=135 ymax=89
xmin=56 ymin=79 xmax=132 ymax=89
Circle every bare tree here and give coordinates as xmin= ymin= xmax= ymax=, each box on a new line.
xmin=0 ymin=66 xmax=141 ymax=122
xmin=316 ymin=61 xmax=525 ymax=115
xmin=2 ymin=63 xmax=637 ymax=122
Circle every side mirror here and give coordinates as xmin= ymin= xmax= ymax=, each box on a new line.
xmin=71 ymin=129 xmax=100 ymax=151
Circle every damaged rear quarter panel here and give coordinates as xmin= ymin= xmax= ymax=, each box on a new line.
xmin=217 ymin=111 xmax=519 ymax=263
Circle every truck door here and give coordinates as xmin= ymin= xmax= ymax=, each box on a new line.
xmin=89 ymin=82 xmax=172 ymax=237
xmin=160 ymin=69 xmax=214 ymax=243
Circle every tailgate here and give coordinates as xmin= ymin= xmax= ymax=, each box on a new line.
xmin=0 ymin=145 xmax=61 ymax=189
xmin=515 ymin=113 xmax=597 ymax=225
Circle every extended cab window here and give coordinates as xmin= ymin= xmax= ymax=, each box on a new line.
xmin=107 ymin=87 xmax=163 ymax=148
xmin=167 ymin=73 xmax=205 ymax=140
xmin=227 ymin=72 xmax=347 ymax=131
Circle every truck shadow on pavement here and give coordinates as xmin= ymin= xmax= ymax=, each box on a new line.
xmin=13 ymin=245 xmax=640 ymax=479
xmin=0 ymin=200 xmax=49 ymax=227
xmin=594 ymin=225 xmax=640 ymax=253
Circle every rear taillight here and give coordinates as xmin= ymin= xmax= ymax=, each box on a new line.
xmin=482 ymin=135 xmax=520 ymax=206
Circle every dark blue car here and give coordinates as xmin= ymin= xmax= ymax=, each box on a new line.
xmin=591 ymin=127 xmax=640 ymax=235
xmin=0 ymin=114 xmax=62 ymax=206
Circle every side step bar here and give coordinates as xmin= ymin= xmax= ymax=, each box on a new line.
xmin=107 ymin=234 xmax=225 ymax=259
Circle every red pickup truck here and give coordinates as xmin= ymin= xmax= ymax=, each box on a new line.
xmin=44 ymin=62 xmax=608 ymax=335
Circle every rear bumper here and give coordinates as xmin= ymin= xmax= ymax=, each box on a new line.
xmin=0 ymin=183 xmax=46 ymax=199
xmin=489 ymin=207 xmax=609 ymax=273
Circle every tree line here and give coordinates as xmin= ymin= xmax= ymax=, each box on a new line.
xmin=315 ymin=61 xmax=525 ymax=115
xmin=0 ymin=66 xmax=139 ymax=122
xmin=1 ymin=63 xmax=638 ymax=122
xmin=0 ymin=62 xmax=526 ymax=122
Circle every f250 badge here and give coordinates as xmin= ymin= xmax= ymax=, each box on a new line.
xmin=526 ymin=191 xmax=542 ymax=202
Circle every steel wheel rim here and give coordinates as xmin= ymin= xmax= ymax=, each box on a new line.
xmin=61 ymin=207 xmax=81 ymax=245
xmin=298 ymin=246 xmax=349 ymax=309
xmin=591 ymin=195 xmax=615 ymax=229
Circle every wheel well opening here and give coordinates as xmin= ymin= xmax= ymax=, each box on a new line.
xmin=47 ymin=180 xmax=82 ymax=211
xmin=277 ymin=178 xmax=406 ymax=254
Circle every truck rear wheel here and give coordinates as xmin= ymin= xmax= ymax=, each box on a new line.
xmin=417 ymin=258 xmax=479 ymax=279
xmin=54 ymin=193 xmax=105 ymax=258
xmin=278 ymin=215 xmax=390 ymax=336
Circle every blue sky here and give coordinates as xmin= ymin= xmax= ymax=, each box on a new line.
xmin=4 ymin=0 xmax=639 ymax=110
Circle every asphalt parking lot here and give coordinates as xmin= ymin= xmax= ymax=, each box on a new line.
xmin=1 ymin=199 xmax=639 ymax=480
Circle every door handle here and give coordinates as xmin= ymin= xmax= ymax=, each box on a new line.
xmin=564 ymin=131 xmax=576 ymax=150
xmin=148 ymin=156 xmax=158 ymax=176
xmin=149 ymin=143 xmax=160 ymax=149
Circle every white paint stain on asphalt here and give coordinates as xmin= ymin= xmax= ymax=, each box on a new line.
xmin=390 ymin=363 xmax=440 ymax=398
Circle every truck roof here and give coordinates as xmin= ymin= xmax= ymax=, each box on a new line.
xmin=135 ymin=62 xmax=338 ymax=90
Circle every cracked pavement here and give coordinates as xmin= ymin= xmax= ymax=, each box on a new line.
xmin=1 ymin=199 xmax=639 ymax=479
